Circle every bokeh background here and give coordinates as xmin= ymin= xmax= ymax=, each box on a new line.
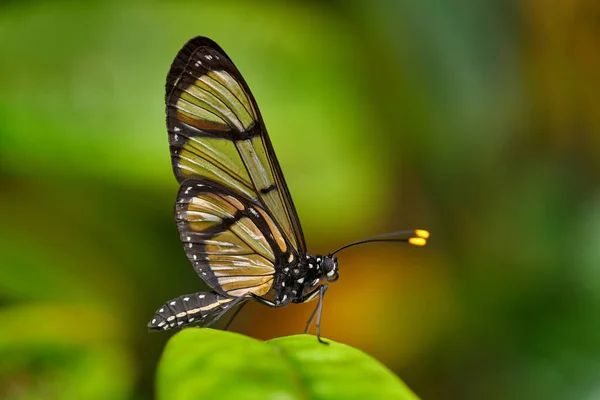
xmin=1 ymin=0 xmax=599 ymax=399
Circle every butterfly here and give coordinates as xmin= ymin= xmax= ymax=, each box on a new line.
xmin=147 ymin=37 xmax=429 ymax=342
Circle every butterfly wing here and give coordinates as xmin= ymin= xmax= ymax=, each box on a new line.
xmin=176 ymin=178 xmax=292 ymax=298
xmin=166 ymin=37 xmax=306 ymax=263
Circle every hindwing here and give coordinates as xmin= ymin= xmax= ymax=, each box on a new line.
xmin=176 ymin=178 xmax=292 ymax=298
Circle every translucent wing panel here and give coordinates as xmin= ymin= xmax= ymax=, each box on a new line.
xmin=174 ymin=135 xmax=255 ymax=200
xmin=176 ymin=179 xmax=290 ymax=298
xmin=166 ymin=36 xmax=306 ymax=255
xmin=172 ymin=70 xmax=255 ymax=133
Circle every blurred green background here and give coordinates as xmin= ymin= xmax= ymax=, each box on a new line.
xmin=1 ymin=0 xmax=599 ymax=399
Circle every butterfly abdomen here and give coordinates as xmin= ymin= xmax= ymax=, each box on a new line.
xmin=147 ymin=291 xmax=234 ymax=331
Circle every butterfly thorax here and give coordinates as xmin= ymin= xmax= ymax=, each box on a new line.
xmin=273 ymin=254 xmax=338 ymax=306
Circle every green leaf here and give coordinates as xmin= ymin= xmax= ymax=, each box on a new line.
xmin=156 ymin=329 xmax=420 ymax=400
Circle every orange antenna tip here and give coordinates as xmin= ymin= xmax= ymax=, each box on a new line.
xmin=408 ymin=237 xmax=427 ymax=246
xmin=414 ymin=229 xmax=430 ymax=239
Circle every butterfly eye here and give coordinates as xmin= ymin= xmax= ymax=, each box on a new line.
xmin=321 ymin=256 xmax=337 ymax=274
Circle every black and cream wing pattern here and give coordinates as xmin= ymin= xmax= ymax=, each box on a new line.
xmin=165 ymin=37 xmax=304 ymax=299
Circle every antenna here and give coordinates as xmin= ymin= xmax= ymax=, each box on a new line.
xmin=330 ymin=229 xmax=429 ymax=256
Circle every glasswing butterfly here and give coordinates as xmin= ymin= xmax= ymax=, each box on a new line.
xmin=147 ymin=37 xmax=429 ymax=342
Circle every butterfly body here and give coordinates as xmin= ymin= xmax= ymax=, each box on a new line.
xmin=270 ymin=254 xmax=338 ymax=306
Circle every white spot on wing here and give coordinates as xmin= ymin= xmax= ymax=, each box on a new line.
xmin=151 ymin=319 xmax=156 ymax=324
xmin=183 ymin=297 xmax=189 ymax=301
xmin=170 ymin=301 xmax=176 ymax=306
xmin=297 ymin=278 xmax=304 ymax=284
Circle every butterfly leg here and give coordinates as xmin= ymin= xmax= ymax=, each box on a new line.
xmin=203 ymin=296 xmax=248 ymax=328
xmin=314 ymin=285 xmax=329 ymax=344
xmin=304 ymin=304 xmax=318 ymax=334
xmin=250 ymin=293 xmax=277 ymax=307
xmin=304 ymin=285 xmax=329 ymax=344
xmin=301 ymin=289 xmax=321 ymax=333
xmin=223 ymin=301 xmax=248 ymax=331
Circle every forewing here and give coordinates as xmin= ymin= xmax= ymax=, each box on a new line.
xmin=176 ymin=178 xmax=294 ymax=298
xmin=166 ymin=36 xmax=306 ymax=255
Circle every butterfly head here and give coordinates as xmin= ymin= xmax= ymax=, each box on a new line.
xmin=320 ymin=255 xmax=339 ymax=283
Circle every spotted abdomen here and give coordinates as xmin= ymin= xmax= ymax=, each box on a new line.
xmin=147 ymin=291 xmax=234 ymax=330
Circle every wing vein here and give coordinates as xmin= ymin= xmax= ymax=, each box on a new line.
xmin=174 ymin=134 xmax=254 ymax=191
